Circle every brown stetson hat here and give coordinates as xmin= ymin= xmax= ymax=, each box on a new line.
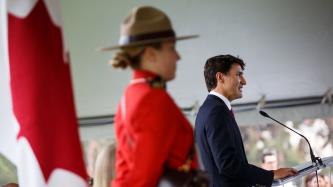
xmin=99 ymin=6 xmax=198 ymax=51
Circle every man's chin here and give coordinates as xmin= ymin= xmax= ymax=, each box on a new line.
xmin=235 ymin=94 xmax=243 ymax=100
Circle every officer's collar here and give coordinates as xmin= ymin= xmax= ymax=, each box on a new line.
xmin=132 ymin=70 xmax=166 ymax=89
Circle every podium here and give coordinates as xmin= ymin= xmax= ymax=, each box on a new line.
xmin=272 ymin=156 xmax=333 ymax=186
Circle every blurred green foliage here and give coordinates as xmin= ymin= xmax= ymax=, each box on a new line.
xmin=0 ymin=154 xmax=17 ymax=186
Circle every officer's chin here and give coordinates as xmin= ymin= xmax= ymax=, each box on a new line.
xmin=165 ymin=74 xmax=176 ymax=82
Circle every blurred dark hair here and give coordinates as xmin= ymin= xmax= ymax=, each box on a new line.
xmin=305 ymin=173 xmax=326 ymax=184
xmin=261 ymin=152 xmax=276 ymax=163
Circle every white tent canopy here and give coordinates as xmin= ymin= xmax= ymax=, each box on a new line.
xmin=59 ymin=0 xmax=333 ymax=139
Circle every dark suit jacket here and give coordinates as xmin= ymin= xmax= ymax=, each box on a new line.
xmin=195 ymin=94 xmax=273 ymax=187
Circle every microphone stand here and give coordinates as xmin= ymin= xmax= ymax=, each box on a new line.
xmin=259 ymin=111 xmax=323 ymax=167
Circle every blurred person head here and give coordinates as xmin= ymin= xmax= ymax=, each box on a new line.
xmin=305 ymin=173 xmax=329 ymax=187
xmin=86 ymin=140 xmax=100 ymax=178
xmin=260 ymin=151 xmax=279 ymax=170
xmin=101 ymin=6 xmax=197 ymax=82
xmin=1 ymin=183 xmax=19 ymax=187
xmin=93 ymin=144 xmax=116 ymax=187
xmin=204 ymin=55 xmax=246 ymax=101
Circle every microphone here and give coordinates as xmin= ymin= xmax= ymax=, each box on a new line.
xmin=259 ymin=110 xmax=322 ymax=166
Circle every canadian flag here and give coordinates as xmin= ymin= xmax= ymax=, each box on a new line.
xmin=0 ymin=0 xmax=88 ymax=186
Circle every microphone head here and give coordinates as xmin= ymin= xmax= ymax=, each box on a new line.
xmin=259 ymin=110 xmax=270 ymax=118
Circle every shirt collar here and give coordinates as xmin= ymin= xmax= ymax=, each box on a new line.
xmin=209 ymin=90 xmax=232 ymax=110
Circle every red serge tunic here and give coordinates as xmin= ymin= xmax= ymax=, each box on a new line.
xmin=112 ymin=70 xmax=198 ymax=187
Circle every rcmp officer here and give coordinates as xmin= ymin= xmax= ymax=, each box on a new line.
xmin=100 ymin=6 xmax=199 ymax=187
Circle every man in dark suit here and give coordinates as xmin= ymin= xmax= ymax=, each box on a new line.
xmin=195 ymin=55 xmax=297 ymax=187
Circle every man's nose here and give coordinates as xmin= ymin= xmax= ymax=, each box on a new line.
xmin=241 ymin=76 xmax=246 ymax=85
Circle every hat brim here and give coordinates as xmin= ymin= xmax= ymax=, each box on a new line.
xmin=98 ymin=34 xmax=199 ymax=52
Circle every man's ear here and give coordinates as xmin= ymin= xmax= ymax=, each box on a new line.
xmin=215 ymin=72 xmax=224 ymax=83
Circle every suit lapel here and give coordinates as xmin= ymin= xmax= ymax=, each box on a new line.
xmin=207 ymin=94 xmax=248 ymax=163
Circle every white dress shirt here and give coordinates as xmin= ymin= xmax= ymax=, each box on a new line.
xmin=209 ymin=90 xmax=232 ymax=110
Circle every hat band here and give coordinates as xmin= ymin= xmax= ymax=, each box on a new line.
xmin=119 ymin=30 xmax=176 ymax=45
